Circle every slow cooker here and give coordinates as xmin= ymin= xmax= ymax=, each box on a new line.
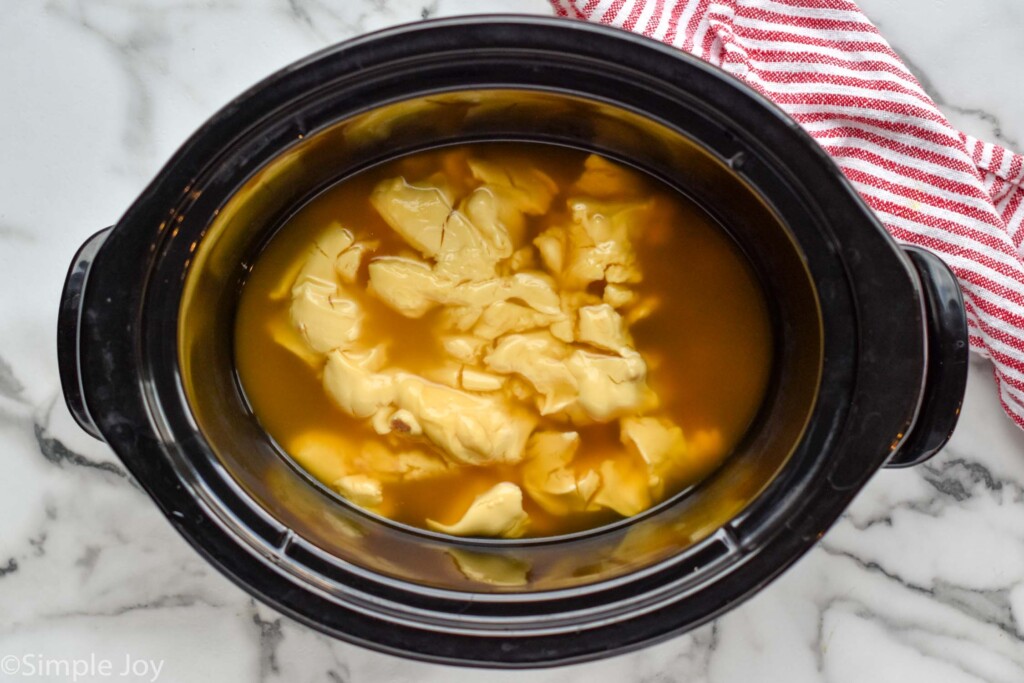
xmin=57 ymin=17 xmax=968 ymax=667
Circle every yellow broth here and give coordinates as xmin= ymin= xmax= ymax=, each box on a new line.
xmin=234 ymin=142 xmax=773 ymax=537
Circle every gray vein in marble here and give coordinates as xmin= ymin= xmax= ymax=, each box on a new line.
xmin=833 ymin=599 xmax=1000 ymax=683
xmin=74 ymin=545 xmax=102 ymax=579
xmin=0 ymin=558 xmax=18 ymax=579
xmin=819 ymin=545 xmax=1022 ymax=642
xmin=812 ymin=598 xmax=829 ymax=674
xmin=692 ymin=622 xmax=718 ymax=681
xmin=32 ymin=399 xmax=128 ymax=479
xmin=27 ymin=531 xmax=48 ymax=558
xmin=44 ymin=593 xmax=226 ymax=621
xmin=322 ymin=634 xmax=353 ymax=682
xmin=942 ymin=104 xmax=1023 ymax=152
xmin=0 ymin=354 xmax=25 ymax=400
xmin=283 ymin=0 xmax=387 ymax=41
xmin=924 ymin=450 xmax=1024 ymax=507
xmin=841 ymin=496 xmax=941 ymax=532
xmin=287 ymin=0 xmax=316 ymax=29
xmin=827 ymin=451 xmax=1024 ymax=644
xmin=45 ymin=0 xmax=167 ymax=172
xmin=846 ymin=451 xmax=1024 ymax=533
xmin=34 ymin=419 xmax=127 ymax=480
xmin=922 ymin=455 xmax=1022 ymax=502
xmin=251 ymin=602 xmax=285 ymax=682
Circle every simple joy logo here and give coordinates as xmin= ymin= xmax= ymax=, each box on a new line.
xmin=1 ymin=653 xmax=165 ymax=681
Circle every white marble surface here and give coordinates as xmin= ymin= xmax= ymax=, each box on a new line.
xmin=2 ymin=0 xmax=1023 ymax=681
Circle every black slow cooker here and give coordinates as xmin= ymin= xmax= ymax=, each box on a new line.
xmin=57 ymin=17 xmax=968 ymax=667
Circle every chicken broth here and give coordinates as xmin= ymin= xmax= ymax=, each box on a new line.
xmin=234 ymin=143 xmax=772 ymax=538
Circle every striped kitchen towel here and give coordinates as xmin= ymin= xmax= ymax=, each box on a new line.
xmin=551 ymin=0 xmax=1024 ymax=429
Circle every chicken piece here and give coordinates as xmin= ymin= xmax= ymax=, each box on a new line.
xmin=370 ymin=177 xmax=455 ymax=258
xmin=335 ymin=241 xmax=376 ymax=284
xmin=441 ymin=335 xmax=490 ymax=364
xmin=422 ymin=361 xmax=464 ymax=389
xmin=334 ymin=474 xmax=384 ymax=508
xmin=560 ymin=289 xmax=604 ymax=312
xmin=355 ymin=441 xmax=449 ymax=482
xmin=290 ymin=282 xmax=362 ymax=353
xmin=322 ymin=347 xmax=396 ymax=419
xmin=326 ymin=354 xmax=532 ymax=467
xmin=485 ymin=332 xmax=579 ymax=415
xmin=461 ymin=184 xmax=527 ymax=248
xmin=680 ymin=429 xmax=725 ymax=485
xmin=290 ymin=432 xmax=436 ymax=509
xmin=368 ymin=258 xmax=562 ymax=320
xmin=495 ymin=272 xmax=563 ymax=314
xmin=577 ymin=304 xmax=632 ymax=353
xmin=392 ymin=408 xmax=424 ymax=435
xmin=506 ymin=376 xmax=536 ymax=403
xmin=371 ymin=407 xmax=423 ymax=437
xmin=566 ymin=348 xmax=655 ymax=421
xmin=591 ymin=458 xmax=652 ymax=517
xmin=624 ymin=295 xmax=661 ymax=326
xmin=396 ymin=449 xmax=451 ymax=481
xmin=467 ymin=158 xmax=558 ymax=213
xmin=534 ymin=204 xmax=644 ymax=291
xmin=620 ymin=416 xmax=688 ymax=495
xmin=572 ymin=154 xmax=648 ymax=199
xmin=467 ymin=157 xmax=558 ymax=215
xmin=460 ymin=367 xmax=507 ymax=392
xmin=394 ymin=377 xmax=536 ymax=466
xmin=459 ymin=186 xmax=518 ymax=256
xmin=550 ymin=319 xmax=575 ymax=343
xmin=533 ymin=226 xmax=567 ymax=275
xmin=447 ymin=549 xmax=530 ymax=587
xmin=522 ymin=431 xmax=600 ymax=516
xmin=287 ymin=225 xmax=364 ymax=354
xmin=427 ymin=482 xmax=530 ymax=538
xmin=473 ymin=300 xmax=563 ymax=340
xmin=509 ymin=246 xmax=537 ymax=272
xmin=563 ymin=232 xmax=639 ymax=289
xmin=371 ymin=176 xmax=513 ymax=280
xmin=603 ymin=283 xmax=637 ymax=309
xmin=367 ymin=257 xmax=450 ymax=318
xmin=438 ymin=304 xmax=485 ymax=332
xmin=289 ymin=434 xmax=349 ymax=483
xmin=287 ymin=430 xmax=353 ymax=485
xmin=293 ymin=225 xmax=355 ymax=288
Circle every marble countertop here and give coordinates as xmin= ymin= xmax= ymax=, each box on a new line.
xmin=2 ymin=0 xmax=1023 ymax=681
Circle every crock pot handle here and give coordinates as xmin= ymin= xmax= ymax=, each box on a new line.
xmin=885 ymin=246 xmax=969 ymax=468
xmin=57 ymin=227 xmax=113 ymax=441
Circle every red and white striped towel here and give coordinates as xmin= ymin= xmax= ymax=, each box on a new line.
xmin=551 ymin=0 xmax=1024 ymax=429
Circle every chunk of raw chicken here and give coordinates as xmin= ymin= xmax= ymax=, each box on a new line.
xmin=393 ymin=377 xmax=536 ymax=466
xmin=427 ymin=482 xmax=530 ymax=538
xmin=485 ymin=332 xmax=579 ymax=415
xmin=288 ymin=225 xmax=365 ymax=354
xmin=370 ymin=176 xmax=513 ymax=280
xmin=522 ymin=431 xmax=600 ymax=516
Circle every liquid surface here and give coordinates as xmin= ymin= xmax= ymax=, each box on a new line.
xmin=234 ymin=143 xmax=772 ymax=538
